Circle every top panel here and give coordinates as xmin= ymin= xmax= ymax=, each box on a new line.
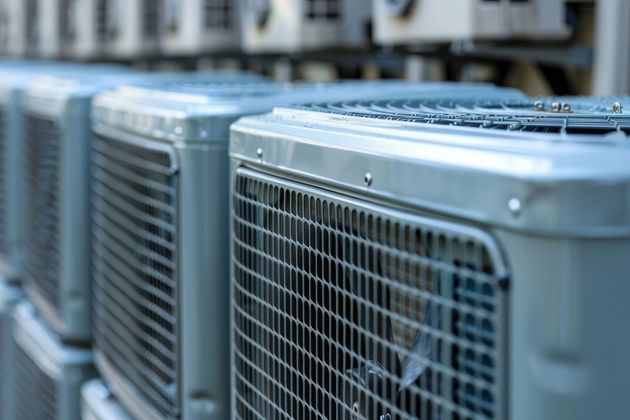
xmin=230 ymin=96 xmax=630 ymax=237
xmin=92 ymin=80 xmax=525 ymax=142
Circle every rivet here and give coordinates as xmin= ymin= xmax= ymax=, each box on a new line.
xmin=533 ymin=101 xmax=544 ymax=111
xmin=612 ymin=101 xmax=623 ymax=114
xmin=561 ymin=103 xmax=571 ymax=112
xmin=256 ymin=148 xmax=263 ymax=159
xmin=551 ymin=102 xmax=560 ymax=112
xmin=174 ymin=126 xmax=183 ymax=135
xmin=364 ymin=173 xmax=373 ymax=187
xmin=508 ymin=198 xmax=522 ymax=217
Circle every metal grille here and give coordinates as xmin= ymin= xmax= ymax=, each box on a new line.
xmin=297 ymin=98 xmax=630 ymax=135
xmin=14 ymin=337 xmax=57 ymax=419
xmin=60 ymin=0 xmax=77 ymax=43
xmin=21 ymin=113 xmax=61 ymax=313
xmin=0 ymin=106 xmax=7 ymax=254
xmin=25 ymin=0 xmax=38 ymax=49
xmin=97 ymin=0 xmax=108 ymax=41
xmin=233 ymin=169 xmax=506 ymax=420
xmin=204 ymin=0 xmax=233 ymax=30
xmin=92 ymin=134 xmax=179 ymax=418
xmin=306 ymin=0 xmax=340 ymax=20
xmin=143 ymin=0 xmax=160 ymax=38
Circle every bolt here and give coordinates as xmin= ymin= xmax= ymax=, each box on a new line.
xmin=612 ymin=101 xmax=623 ymax=114
xmin=561 ymin=103 xmax=571 ymax=112
xmin=256 ymin=148 xmax=263 ymax=159
xmin=533 ymin=101 xmax=544 ymax=111
xmin=364 ymin=173 xmax=373 ymax=187
xmin=551 ymin=102 xmax=561 ymax=112
xmin=508 ymin=198 xmax=522 ymax=217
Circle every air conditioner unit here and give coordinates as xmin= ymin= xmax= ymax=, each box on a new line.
xmin=241 ymin=0 xmax=371 ymax=53
xmin=19 ymin=70 xmax=140 ymax=344
xmin=19 ymin=70 xmax=265 ymax=346
xmin=229 ymin=96 xmax=630 ymax=419
xmin=160 ymin=0 xmax=240 ymax=56
xmin=374 ymin=0 xmax=569 ymax=45
xmin=81 ymin=378 xmax=132 ymax=420
xmin=10 ymin=301 xmax=94 ymax=420
xmin=100 ymin=0 xmax=160 ymax=58
xmin=61 ymin=0 xmax=103 ymax=59
xmin=90 ymin=80 xmax=523 ymax=420
xmin=0 ymin=280 xmax=22 ymax=420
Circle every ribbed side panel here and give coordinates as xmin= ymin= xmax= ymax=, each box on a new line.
xmin=143 ymin=0 xmax=159 ymax=38
xmin=21 ymin=113 xmax=61 ymax=312
xmin=232 ymin=169 xmax=506 ymax=420
xmin=92 ymin=134 xmax=179 ymax=418
xmin=14 ymin=338 xmax=57 ymax=419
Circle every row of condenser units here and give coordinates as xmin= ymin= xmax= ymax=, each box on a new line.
xmin=0 ymin=0 xmax=571 ymax=58
xmin=0 ymin=59 xmax=628 ymax=420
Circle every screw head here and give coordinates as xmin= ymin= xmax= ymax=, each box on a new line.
xmin=508 ymin=198 xmax=522 ymax=217
xmin=174 ymin=126 xmax=183 ymax=135
xmin=561 ymin=103 xmax=572 ymax=112
xmin=533 ymin=101 xmax=544 ymax=111
xmin=364 ymin=173 xmax=373 ymax=187
xmin=256 ymin=148 xmax=263 ymax=159
xmin=551 ymin=102 xmax=561 ymax=112
xmin=352 ymin=402 xmax=360 ymax=413
xmin=612 ymin=101 xmax=623 ymax=114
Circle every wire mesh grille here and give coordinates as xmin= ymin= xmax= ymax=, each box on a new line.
xmin=25 ymin=0 xmax=38 ymax=49
xmin=21 ymin=113 xmax=61 ymax=313
xmin=92 ymin=134 xmax=179 ymax=418
xmin=297 ymin=98 xmax=630 ymax=135
xmin=97 ymin=0 xmax=108 ymax=41
xmin=0 ymin=106 xmax=7 ymax=255
xmin=305 ymin=0 xmax=340 ymax=20
xmin=204 ymin=0 xmax=233 ymax=30
xmin=233 ymin=169 xmax=506 ymax=420
xmin=14 ymin=337 xmax=57 ymax=420
xmin=143 ymin=0 xmax=160 ymax=38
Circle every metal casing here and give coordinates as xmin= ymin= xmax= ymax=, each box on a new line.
xmin=160 ymin=0 xmax=240 ymax=56
xmin=81 ymin=378 xmax=133 ymax=420
xmin=374 ymin=0 xmax=569 ymax=45
xmin=20 ymin=71 xmax=263 ymax=345
xmin=100 ymin=0 xmax=160 ymax=59
xmin=20 ymin=70 xmax=139 ymax=343
xmin=229 ymin=96 xmax=630 ymax=419
xmin=0 ymin=280 xmax=22 ymax=420
xmin=241 ymin=0 xmax=370 ymax=53
xmin=10 ymin=301 xmax=94 ymax=420
xmin=91 ymin=80 xmax=523 ymax=420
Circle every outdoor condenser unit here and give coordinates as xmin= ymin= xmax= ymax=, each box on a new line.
xmin=61 ymin=0 xmax=102 ymax=59
xmin=241 ymin=0 xmax=371 ymax=53
xmin=19 ymin=70 xmax=140 ymax=344
xmin=0 ymin=279 xmax=22 ymax=420
xmin=160 ymin=0 xmax=240 ymax=56
xmin=374 ymin=0 xmax=568 ymax=45
xmin=20 ymin=70 xmax=262 ymax=345
xmin=99 ymin=0 xmax=160 ymax=58
xmin=90 ymin=80 xmax=523 ymax=420
xmin=229 ymin=96 xmax=630 ymax=420
xmin=10 ymin=301 xmax=94 ymax=420
xmin=82 ymin=378 xmax=132 ymax=420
